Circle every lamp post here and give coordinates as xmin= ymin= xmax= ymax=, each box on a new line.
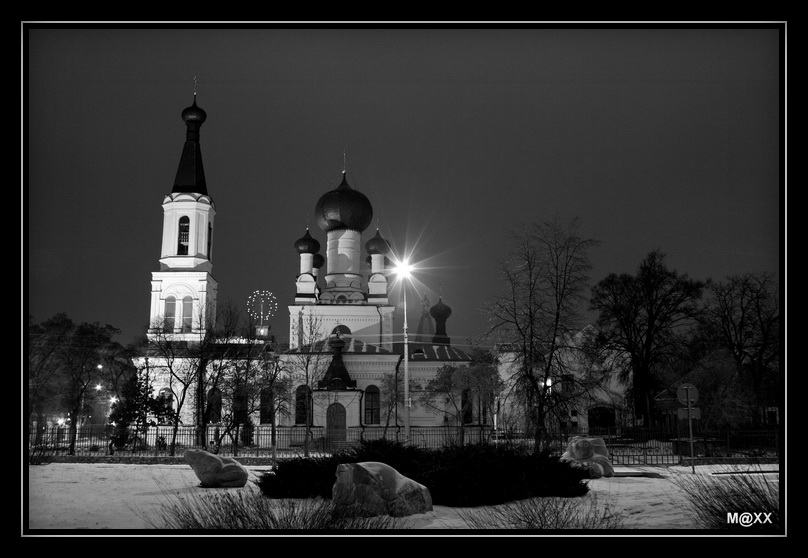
xmin=393 ymin=259 xmax=413 ymax=442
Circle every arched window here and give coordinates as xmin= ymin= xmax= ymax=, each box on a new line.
xmin=207 ymin=223 xmax=213 ymax=260
xmin=177 ymin=216 xmax=190 ymax=255
xmin=588 ymin=406 xmax=616 ymax=432
xmin=364 ymin=385 xmax=380 ymax=424
xmin=295 ymin=385 xmax=312 ymax=425
xmin=206 ymin=388 xmax=222 ymax=423
xmin=157 ymin=388 xmax=174 ymax=424
xmin=461 ymin=388 xmax=473 ymax=424
xmin=163 ymin=297 xmax=176 ymax=332
xmin=331 ymin=325 xmax=352 ymax=336
xmin=181 ymin=296 xmax=193 ymax=333
xmin=260 ymin=387 xmax=274 ymax=424
xmin=234 ymin=384 xmax=249 ymax=425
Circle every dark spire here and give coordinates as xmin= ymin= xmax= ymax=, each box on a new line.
xmin=430 ymin=296 xmax=453 ymax=345
xmin=172 ymin=92 xmax=208 ymax=195
xmin=318 ymin=334 xmax=356 ymax=389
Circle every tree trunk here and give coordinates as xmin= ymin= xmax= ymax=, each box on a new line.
xmin=68 ymin=414 xmax=78 ymax=455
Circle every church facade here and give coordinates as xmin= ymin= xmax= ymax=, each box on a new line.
xmin=133 ymin=95 xmax=480 ymax=450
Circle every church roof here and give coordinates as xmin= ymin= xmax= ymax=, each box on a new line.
xmin=286 ymin=336 xmax=395 ymax=355
xmin=393 ymin=341 xmax=473 ymax=362
xmin=287 ymin=337 xmax=472 ymax=361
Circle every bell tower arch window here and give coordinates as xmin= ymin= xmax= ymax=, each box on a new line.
xmin=207 ymin=223 xmax=213 ymax=260
xmin=177 ymin=216 xmax=190 ymax=255
xmin=164 ymin=297 xmax=176 ymax=332
xmin=181 ymin=296 xmax=193 ymax=333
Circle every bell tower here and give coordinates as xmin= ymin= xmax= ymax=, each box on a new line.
xmin=148 ymin=91 xmax=218 ymax=340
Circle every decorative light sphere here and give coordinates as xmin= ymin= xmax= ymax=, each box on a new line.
xmin=247 ymin=290 xmax=278 ymax=324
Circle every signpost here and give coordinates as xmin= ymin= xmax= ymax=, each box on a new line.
xmin=677 ymin=383 xmax=699 ymax=473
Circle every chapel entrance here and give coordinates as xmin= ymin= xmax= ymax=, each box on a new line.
xmin=325 ymin=403 xmax=347 ymax=451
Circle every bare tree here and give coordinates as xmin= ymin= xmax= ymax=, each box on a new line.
xmin=590 ymin=249 xmax=705 ymax=426
xmin=27 ymin=314 xmax=74 ymax=443
xmin=700 ymin=272 xmax=780 ymax=425
xmin=144 ymin=299 xmax=219 ymax=455
xmin=379 ymin=357 xmax=405 ymax=436
xmin=483 ymin=218 xmax=599 ymax=451
xmin=49 ymin=319 xmax=123 ymax=454
xmin=420 ymin=349 xmax=502 ymax=444
xmin=283 ymin=311 xmax=329 ymax=456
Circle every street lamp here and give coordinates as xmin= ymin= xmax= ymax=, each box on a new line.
xmin=393 ymin=259 xmax=414 ymax=442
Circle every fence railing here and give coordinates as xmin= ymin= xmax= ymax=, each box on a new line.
xmin=26 ymin=423 xmax=779 ymax=465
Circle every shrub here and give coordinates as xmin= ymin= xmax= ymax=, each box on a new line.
xmin=342 ymin=438 xmax=434 ymax=479
xmin=257 ymin=440 xmax=589 ymax=507
xmin=670 ymin=465 xmax=780 ymax=531
xmin=256 ymin=454 xmax=343 ymax=499
xmin=418 ymin=444 xmax=589 ymax=506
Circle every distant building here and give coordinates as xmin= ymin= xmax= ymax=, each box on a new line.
xmin=494 ymin=325 xmax=632 ymax=436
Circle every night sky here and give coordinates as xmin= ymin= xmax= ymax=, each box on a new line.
xmin=25 ymin=25 xmax=783 ymax=350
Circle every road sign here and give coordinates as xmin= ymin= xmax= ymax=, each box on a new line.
xmin=677 ymin=383 xmax=699 ymax=405
xmin=678 ymin=407 xmax=701 ymax=420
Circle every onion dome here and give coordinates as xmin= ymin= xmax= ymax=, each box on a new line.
xmin=314 ymin=172 xmax=373 ymax=233
xmin=329 ymin=334 xmax=346 ymax=352
xmin=365 ymin=228 xmax=391 ymax=255
xmin=181 ymin=97 xmax=207 ymax=125
xmin=313 ymin=253 xmax=325 ymax=269
xmin=429 ymin=297 xmax=452 ymax=321
xmin=294 ymin=229 xmax=321 ymax=254
xmin=430 ymin=296 xmax=453 ymax=345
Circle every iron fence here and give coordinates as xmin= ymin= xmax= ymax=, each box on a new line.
xmin=26 ymin=423 xmax=779 ymax=465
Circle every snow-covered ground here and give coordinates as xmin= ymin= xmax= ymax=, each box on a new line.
xmin=23 ymin=462 xmax=781 ymax=534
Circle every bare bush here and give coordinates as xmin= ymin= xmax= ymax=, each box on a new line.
xmin=142 ymin=487 xmax=409 ymax=530
xmin=456 ymin=494 xmax=627 ymax=530
xmin=669 ymin=465 xmax=780 ymax=531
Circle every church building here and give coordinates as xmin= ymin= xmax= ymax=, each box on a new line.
xmin=135 ymin=94 xmax=478 ymax=449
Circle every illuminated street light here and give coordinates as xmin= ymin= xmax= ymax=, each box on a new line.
xmin=392 ymin=258 xmax=414 ymax=442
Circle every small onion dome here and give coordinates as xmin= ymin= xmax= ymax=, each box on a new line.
xmin=329 ymin=334 xmax=346 ymax=352
xmin=315 ymin=172 xmax=373 ymax=233
xmin=294 ymin=229 xmax=321 ymax=254
xmin=181 ymin=97 xmax=207 ymax=124
xmin=365 ymin=228 xmax=391 ymax=255
xmin=312 ymin=253 xmax=325 ymax=269
xmin=429 ymin=297 xmax=453 ymax=321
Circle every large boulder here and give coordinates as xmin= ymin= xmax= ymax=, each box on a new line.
xmin=184 ymin=449 xmax=250 ymax=488
xmin=559 ymin=436 xmax=615 ymax=478
xmin=332 ymin=461 xmax=433 ymax=517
